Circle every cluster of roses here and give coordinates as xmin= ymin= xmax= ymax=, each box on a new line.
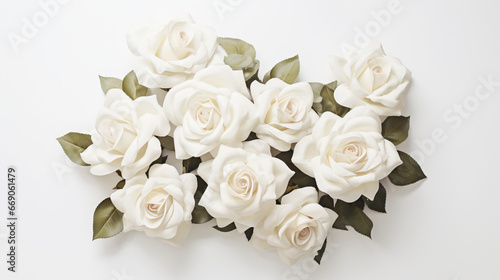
xmin=58 ymin=15 xmax=419 ymax=265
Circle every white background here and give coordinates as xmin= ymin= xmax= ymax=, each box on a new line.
xmin=1 ymin=0 xmax=500 ymax=279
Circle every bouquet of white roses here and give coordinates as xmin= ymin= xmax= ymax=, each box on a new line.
xmin=57 ymin=15 xmax=425 ymax=266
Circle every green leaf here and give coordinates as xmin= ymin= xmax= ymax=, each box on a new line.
xmin=192 ymin=205 xmax=213 ymax=224
xmin=319 ymin=81 xmax=350 ymax=117
xmin=224 ymin=54 xmax=254 ymax=69
xmin=332 ymin=211 xmax=348 ymax=230
xmin=314 ymin=239 xmax=327 ymax=265
xmin=363 ymin=183 xmax=387 ymax=213
xmin=310 ymin=82 xmax=324 ymax=113
xmin=122 ymin=71 xmax=148 ymax=100
xmin=218 ymin=37 xmax=256 ymax=59
xmin=243 ymin=60 xmax=260 ymax=82
xmin=382 ymin=116 xmax=410 ymax=145
xmin=92 ymin=198 xmax=124 ymax=240
xmin=389 ymin=151 xmax=426 ymax=186
xmin=194 ymin=175 xmax=208 ymax=202
xmin=146 ymin=156 xmax=163 ymax=177
xmin=158 ymin=136 xmax=175 ymax=151
xmin=191 ymin=175 xmax=212 ymax=224
xmin=245 ymin=132 xmax=259 ymax=141
xmin=310 ymin=82 xmax=324 ymax=101
xmin=218 ymin=37 xmax=260 ymax=82
xmin=160 ymin=155 xmax=168 ymax=164
xmin=284 ymin=184 xmax=300 ymax=195
xmin=333 ymin=199 xmax=373 ymax=238
xmin=113 ymin=179 xmax=125 ymax=190
xmin=263 ymin=69 xmax=272 ymax=84
xmin=325 ymin=81 xmax=337 ymax=91
xmin=224 ymin=55 xmax=260 ymax=82
xmin=268 ymin=55 xmax=300 ymax=84
xmin=183 ymin=157 xmax=202 ymax=174
xmin=98 ymin=76 xmax=122 ymax=94
xmin=275 ymin=150 xmax=317 ymax=189
xmin=319 ymin=195 xmax=334 ymax=211
xmin=352 ymin=197 xmax=365 ymax=210
xmin=153 ymin=155 xmax=163 ymax=165
xmin=213 ymin=222 xmax=237 ymax=232
xmin=244 ymin=227 xmax=254 ymax=241
xmin=57 ymin=132 xmax=92 ymax=166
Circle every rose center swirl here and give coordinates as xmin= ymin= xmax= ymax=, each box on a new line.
xmin=294 ymin=226 xmax=312 ymax=246
xmin=192 ymin=99 xmax=222 ymax=130
xmin=279 ymin=97 xmax=300 ymax=118
xmin=145 ymin=192 xmax=172 ymax=218
xmin=372 ymin=65 xmax=382 ymax=74
xmin=227 ymin=167 xmax=257 ymax=200
xmin=329 ymin=139 xmax=368 ymax=166
xmin=98 ymin=119 xmax=119 ymax=148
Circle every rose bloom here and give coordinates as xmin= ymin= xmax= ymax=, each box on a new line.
xmin=110 ymin=164 xmax=197 ymax=247
xmin=252 ymin=187 xmax=336 ymax=265
xmin=198 ymin=140 xmax=294 ymax=232
xmin=330 ymin=41 xmax=411 ymax=116
xmin=292 ymin=107 xmax=402 ymax=202
xmin=81 ymin=89 xmax=169 ymax=179
xmin=250 ymin=79 xmax=319 ymax=151
xmin=164 ymin=65 xmax=257 ymax=159
xmin=127 ymin=15 xmax=224 ymax=88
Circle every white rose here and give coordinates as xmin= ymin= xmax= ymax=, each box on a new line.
xmin=250 ymin=79 xmax=319 ymax=151
xmin=81 ymin=89 xmax=169 ymax=179
xmin=110 ymin=164 xmax=197 ymax=247
xmin=252 ymin=187 xmax=336 ymax=265
xmin=329 ymin=41 xmax=411 ymax=116
xmin=197 ymin=140 xmax=294 ymax=232
xmin=292 ymin=107 xmax=402 ymax=202
xmin=127 ymin=15 xmax=224 ymax=89
xmin=164 ymin=65 xmax=257 ymax=159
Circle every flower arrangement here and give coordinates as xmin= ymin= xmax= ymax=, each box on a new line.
xmin=57 ymin=15 xmax=425 ymax=266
